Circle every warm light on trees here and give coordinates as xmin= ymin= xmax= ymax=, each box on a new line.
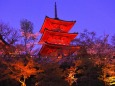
xmin=0 ymin=20 xmax=115 ymax=86
xmin=66 ymin=66 xmax=77 ymax=86
xmin=36 ymin=62 xmax=69 ymax=86
xmin=99 ymin=59 xmax=115 ymax=86
xmin=2 ymin=57 xmax=43 ymax=86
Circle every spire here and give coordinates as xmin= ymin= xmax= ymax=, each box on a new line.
xmin=55 ymin=2 xmax=58 ymax=19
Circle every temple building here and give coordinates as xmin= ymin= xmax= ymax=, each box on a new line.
xmin=39 ymin=3 xmax=79 ymax=57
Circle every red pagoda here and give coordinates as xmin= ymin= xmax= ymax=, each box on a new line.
xmin=39 ymin=3 xmax=79 ymax=57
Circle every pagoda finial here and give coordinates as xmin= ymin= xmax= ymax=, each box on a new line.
xmin=55 ymin=2 xmax=58 ymax=19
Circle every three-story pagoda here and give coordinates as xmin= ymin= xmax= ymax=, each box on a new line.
xmin=39 ymin=3 xmax=79 ymax=57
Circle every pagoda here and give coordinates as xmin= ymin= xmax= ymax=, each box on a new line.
xmin=39 ymin=3 xmax=79 ymax=57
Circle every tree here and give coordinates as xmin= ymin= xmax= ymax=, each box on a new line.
xmin=0 ymin=21 xmax=41 ymax=86
xmin=20 ymin=19 xmax=39 ymax=55
xmin=70 ymin=30 xmax=113 ymax=85
xmin=70 ymin=57 xmax=105 ymax=86
xmin=72 ymin=29 xmax=113 ymax=59
xmin=111 ymin=34 xmax=115 ymax=46
xmin=1 ymin=56 xmax=43 ymax=86
xmin=71 ymin=29 xmax=96 ymax=58
xmin=0 ymin=22 xmax=19 ymax=55
xmin=65 ymin=66 xmax=77 ymax=86
xmin=36 ymin=62 xmax=69 ymax=86
xmin=98 ymin=58 xmax=115 ymax=86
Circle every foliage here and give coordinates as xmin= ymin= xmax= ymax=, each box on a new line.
xmin=70 ymin=29 xmax=114 ymax=85
xmin=0 ymin=22 xmax=19 ymax=55
xmin=36 ymin=62 xmax=69 ymax=86
xmin=20 ymin=19 xmax=39 ymax=54
xmin=1 ymin=56 xmax=43 ymax=86
xmin=111 ymin=34 xmax=115 ymax=46
xmin=0 ymin=21 xmax=40 ymax=86
xmin=74 ymin=58 xmax=105 ymax=86
xmin=0 ymin=21 xmax=115 ymax=86
xmin=99 ymin=58 xmax=115 ymax=86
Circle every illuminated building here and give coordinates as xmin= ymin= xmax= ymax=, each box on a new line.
xmin=39 ymin=3 xmax=79 ymax=57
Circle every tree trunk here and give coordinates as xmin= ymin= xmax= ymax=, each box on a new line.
xmin=19 ymin=78 xmax=26 ymax=86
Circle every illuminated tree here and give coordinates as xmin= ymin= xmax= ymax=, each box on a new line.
xmin=0 ymin=21 xmax=41 ymax=86
xmin=72 ymin=29 xmax=113 ymax=59
xmin=0 ymin=22 xmax=19 ymax=55
xmin=71 ymin=29 xmax=96 ymax=59
xmin=1 ymin=56 xmax=43 ymax=86
xmin=0 ymin=20 xmax=39 ymax=56
xmin=20 ymin=19 xmax=39 ymax=54
xmin=36 ymin=62 xmax=69 ymax=86
xmin=65 ymin=66 xmax=77 ymax=86
xmin=98 ymin=59 xmax=115 ymax=86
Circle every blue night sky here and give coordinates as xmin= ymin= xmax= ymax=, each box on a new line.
xmin=0 ymin=0 xmax=115 ymax=38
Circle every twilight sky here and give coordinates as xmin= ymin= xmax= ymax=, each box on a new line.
xmin=0 ymin=0 xmax=115 ymax=38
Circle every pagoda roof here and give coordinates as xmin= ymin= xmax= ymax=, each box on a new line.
xmin=39 ymin=42 xmax=80 ymax=57
xmin=39 ymin=29 xmax=78 ymax=45
xmin=40 ymin=16 xmax=76 ymax=33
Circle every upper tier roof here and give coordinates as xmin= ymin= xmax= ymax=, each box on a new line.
xmin=40 ymin=16 xmax=76 ymax=33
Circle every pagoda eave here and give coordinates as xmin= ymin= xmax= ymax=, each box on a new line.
xmin=38 ymin=29 xmax=78 ymax=45
xmin=39 ymin=43 xmax=80 ymax=57
xmin=40 ymin=16 xmax=76 ymax=33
